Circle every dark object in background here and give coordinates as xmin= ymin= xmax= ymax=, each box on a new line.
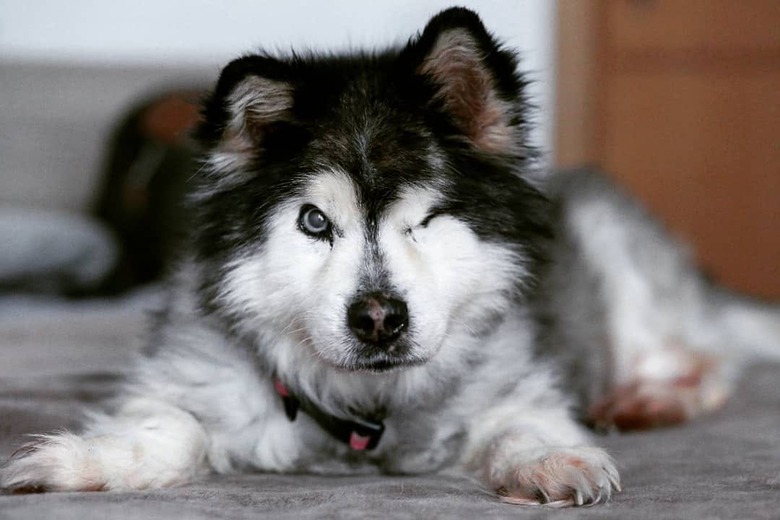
xmin=94 ymin=90 xmax=204 ymax=293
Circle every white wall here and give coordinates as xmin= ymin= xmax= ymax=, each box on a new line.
xmin=1 ymin=1 xmax=553 ymax=65
xmin=0 ymin=0 xmax=555 ymax=143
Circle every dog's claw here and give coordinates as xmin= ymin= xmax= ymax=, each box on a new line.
xmin=491 ymin=446 xmax=619 ymax=508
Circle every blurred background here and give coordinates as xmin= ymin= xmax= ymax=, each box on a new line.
xmin=0 ymin=0 xmax=777 ymax=299
xmin=556 ymin=1 xmax=780 ymax=299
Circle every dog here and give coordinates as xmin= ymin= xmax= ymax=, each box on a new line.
xmin=3 ymin=7 xmax=779 ymax=507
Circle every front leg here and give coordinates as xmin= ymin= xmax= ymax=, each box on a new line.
xmin=463 ymin=405 xmax=620 ymax=507
xmin=1 ymin=398 xmax=210 ymax=492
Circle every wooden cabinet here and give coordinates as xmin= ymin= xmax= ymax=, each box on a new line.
xmin=556 ymin=1 xmax=780 ymax=298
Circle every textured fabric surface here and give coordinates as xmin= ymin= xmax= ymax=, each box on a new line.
xmin=1 ymin=293 xmax=779 ymax=519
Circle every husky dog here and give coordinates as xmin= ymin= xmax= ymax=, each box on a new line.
xmin=3 ymin=8 xmax=779 ymax=507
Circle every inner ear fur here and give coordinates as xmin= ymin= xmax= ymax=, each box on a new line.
xmin=198 ymin=55 xmax=294 ymax=154
xmin=411 ymin=8 xmax=524 ymax=155
xmin=223 ymin=75 xmax=294 ymax=151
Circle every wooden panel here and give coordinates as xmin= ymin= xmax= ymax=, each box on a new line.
xmin=608 ymin=0 xmax=780 ymax=53
xmin=554 ymin=0 xmax=602 ymax=167
xmin=555 ymin=0 xmax=780 ymax=298
xmin=602 ymin=71 xmax=780 ymax=297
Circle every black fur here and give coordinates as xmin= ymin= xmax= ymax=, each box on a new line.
xmin=193 ymin=7 xmax=552 ymax=317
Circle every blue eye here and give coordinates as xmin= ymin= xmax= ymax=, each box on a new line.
xmin=299 ymin=205 xmax=331 ymax=237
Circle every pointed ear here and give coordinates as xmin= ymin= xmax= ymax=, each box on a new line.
xmin=198 ymin=55 xmax=294 ymax=158
xmin=406 ymin=8 xmax=526 ymax=155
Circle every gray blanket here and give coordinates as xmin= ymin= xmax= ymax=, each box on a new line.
xmin=1 ymin=292 xmax=778 ymax=519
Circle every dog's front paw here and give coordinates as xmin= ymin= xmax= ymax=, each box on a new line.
xmin=1 ymin=433 xmax=108 ymax=493
xmin=488 ymin=447 xmax=620 ymax=507
xmin=2 ymin=428 xmax=207 ymax=493
xmin=2 ymin=400 xmax=211 ymax=493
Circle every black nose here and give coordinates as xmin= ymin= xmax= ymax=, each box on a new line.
xmin=347 ymin=293 xmax=409 ymax=345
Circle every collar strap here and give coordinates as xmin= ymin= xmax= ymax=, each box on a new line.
xmin=274 ymin=378 xmax=385 ymax=451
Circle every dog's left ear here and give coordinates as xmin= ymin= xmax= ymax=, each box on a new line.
xmin=403 ymin=8 xmax=526 ymax=155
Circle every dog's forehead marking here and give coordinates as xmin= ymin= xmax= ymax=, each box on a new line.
xmin=301 ymin=166 xmax=449 ymax=239
xmin=354 ymin=184 xmax=446 ymax=296
xmin=304 ymin=168 xmax=361 ymax=226
xmin=386 ymin=185 xmax=445 ymax=227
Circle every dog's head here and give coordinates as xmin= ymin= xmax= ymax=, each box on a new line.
xmin=193 ymin=8 xmax=550 ymax=373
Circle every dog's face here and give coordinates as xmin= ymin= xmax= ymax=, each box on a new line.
xmin=194 ymin=9 xmax=550 ymax=373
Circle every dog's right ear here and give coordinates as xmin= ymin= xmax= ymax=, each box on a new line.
xmin=197 ymin=55 xmax=295 ymax=159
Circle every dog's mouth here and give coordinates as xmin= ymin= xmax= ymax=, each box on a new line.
xmin=341 ymin=336 xmax=431 ymax=373
xmin=347 ymin=355 xmax=426 ymax=373
xmin=301 ymin=329 xmax=430 ymax=374
xmin=307 ymin=342 xmax=427 ymax=374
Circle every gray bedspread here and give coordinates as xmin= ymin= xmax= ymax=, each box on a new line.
xmin=1 ymin=292 xmax=778 ymax=519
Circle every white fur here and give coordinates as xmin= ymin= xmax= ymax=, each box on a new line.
xmin=216 ymin=170 xmax=524 ymax=413
xmin=568 ymin=196 xmax=678 ymax=384
xmin=2 ymin=170 xmax=617 ymax=506
xmin=448 ymin=314 xmax=620 ymax=506
xmin=2 ymin=399 xmax=208 ymax=491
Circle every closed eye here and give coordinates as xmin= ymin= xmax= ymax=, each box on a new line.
xmin=419 ymin=209 xmax=446 ymax=228
xmin=404 ymin=209 xmax=446 ymax=237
